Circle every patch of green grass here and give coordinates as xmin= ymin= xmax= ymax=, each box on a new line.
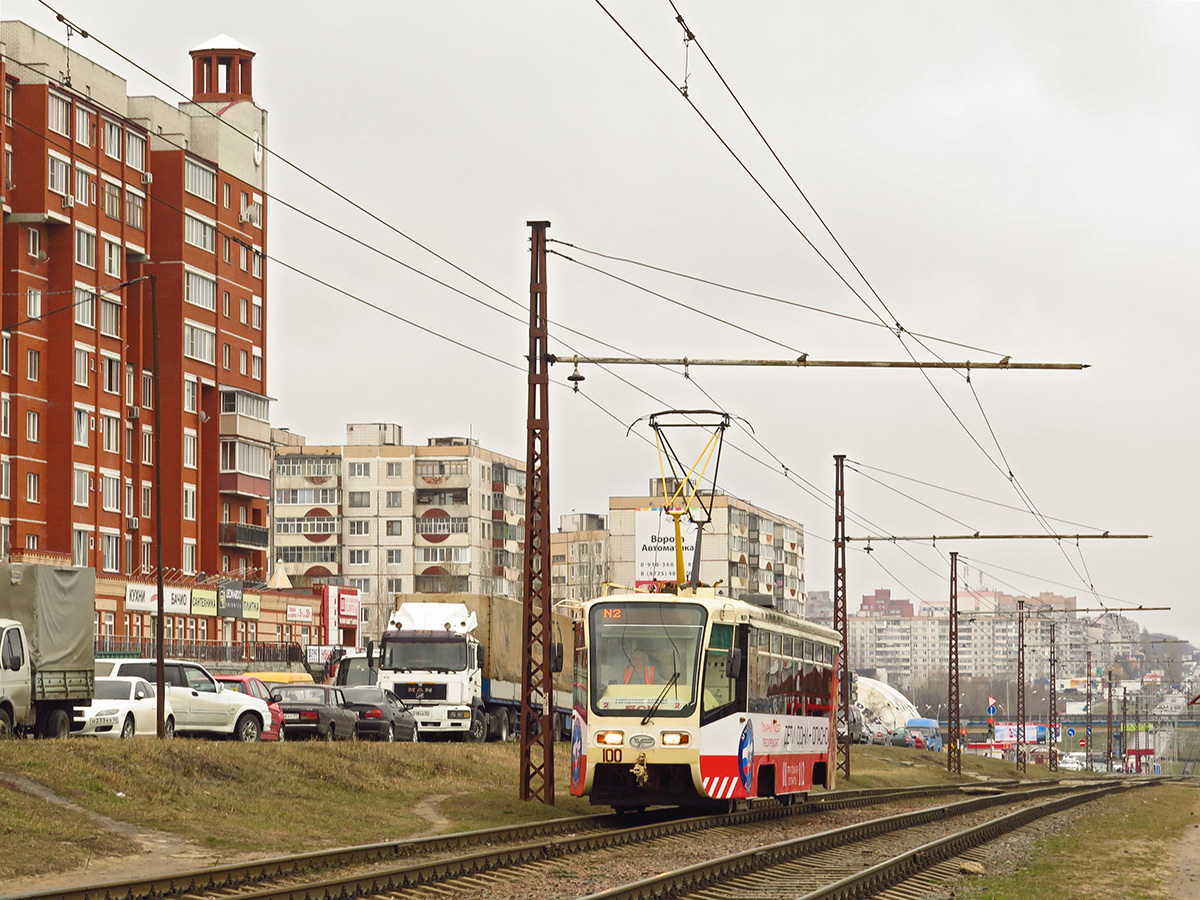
xmin=956 ymin=783 xmax=1198 ymax=900
xmin=0 ymin=781 xmax=138 ymax=878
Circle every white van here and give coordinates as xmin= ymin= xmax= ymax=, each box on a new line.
xmin=94 ymin=658 xmax=269 ymax=741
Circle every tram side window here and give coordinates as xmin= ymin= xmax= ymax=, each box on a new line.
xmin=701 ymin=623 xmax=734 ymax=720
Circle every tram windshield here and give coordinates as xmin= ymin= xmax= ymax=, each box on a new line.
xmin=588 ymin=601 xmax=706 ymax=717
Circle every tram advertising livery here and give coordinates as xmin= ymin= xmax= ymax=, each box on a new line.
xmin=570 ymin=585 xmax=841 ymax=811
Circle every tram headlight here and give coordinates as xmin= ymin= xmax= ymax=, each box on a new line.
xmin=595 ymin=730 xmax=624 ymax=746
xmin=660 ymin=732 xmax=690 ymax=746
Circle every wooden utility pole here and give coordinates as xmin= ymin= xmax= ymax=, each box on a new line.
xmin=520 ymin=221 xmax=554 ymax=803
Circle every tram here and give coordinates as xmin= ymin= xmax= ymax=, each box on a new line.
xmin=569 ymin=584 xmax=841 ymax=810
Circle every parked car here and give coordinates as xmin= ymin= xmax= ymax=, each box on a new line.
xmin=269 ymin=683 xmax=359 ymax=741
xmin=215 ymin=674 xmax=285 ymax=741
xmin=342 ymin=686 xmax=418 ymax=742
xmin=73 ymin=676 xmax=174 ymax=738
xmin=904 ymin=718 xmax=944 ymax=751
xmin=93 ymin=658 xmax=270 ymax=741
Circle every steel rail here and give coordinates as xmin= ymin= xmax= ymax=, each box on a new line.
xmin=2 ymin=780 xmax=1057 ymax=900
xmin=574 ymin=779 xmax=1169 ymax=900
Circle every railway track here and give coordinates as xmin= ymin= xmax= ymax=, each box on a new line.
xmin=1 ymin=779 xmax=1092 ymax=900
xmin=579 ymin=778 xmax=1179 ymax=900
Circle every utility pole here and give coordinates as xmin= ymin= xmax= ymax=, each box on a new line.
xmin=1048 ymin=623 xmax=1058 ymax=772
xmin=1086 ymin=649 xmax=1093 ymax=767
xmin=1017 ymin=599 xmax=1026 ymax=775
xmin=1121 ymin=688 xmax=1128 ymax=774
xmin=520 ymin=221 xmax=554 ymax=804
xmin=947 ymin=552 xmax=961 ymax=775
xmin=1106 ymin=668 xmax=1115 ymax=773
xmin=833 ymin=455 xmax=849 ymax=780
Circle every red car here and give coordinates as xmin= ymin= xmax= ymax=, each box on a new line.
xmin=215 ymin=674 xmax=285 ymax=741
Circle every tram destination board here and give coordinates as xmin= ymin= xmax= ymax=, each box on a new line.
xmin=594 ymin=602 xmax=706 ymax=627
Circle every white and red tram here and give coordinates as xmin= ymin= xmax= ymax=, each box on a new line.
xmin=570 ymin=585 xmax=841 ymax=810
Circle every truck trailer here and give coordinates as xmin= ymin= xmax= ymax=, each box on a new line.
xmin=0 ymin=562 xmax=96 ymax=738
xmin=334 ymin=593 xmax=573 ymax=742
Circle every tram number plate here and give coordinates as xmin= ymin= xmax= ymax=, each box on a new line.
xmin=602 ymin=747 xmax=623 ymax=763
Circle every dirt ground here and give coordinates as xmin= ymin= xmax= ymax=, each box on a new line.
xmin=1168 ymin=791 xmax=1200 ymax=900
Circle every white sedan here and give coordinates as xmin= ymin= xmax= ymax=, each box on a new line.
xmin=74 ymin=676 xmax=175 ymax=738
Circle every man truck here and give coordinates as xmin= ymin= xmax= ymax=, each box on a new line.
xmin=0 ymin=562 xmax=96 ymax=739
xmin=334 ymin=594 xmax=573 ymax=742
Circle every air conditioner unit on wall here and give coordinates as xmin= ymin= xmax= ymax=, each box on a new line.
xmin=62 ymin=194 xmax=75 ymax=209
xmin=140 ymin=172 xmax=152 ymax=185
xmin=127 ymin=406 xmax=140 ymax=419
xmin=126 ymin=517 xmax=139 ymax=531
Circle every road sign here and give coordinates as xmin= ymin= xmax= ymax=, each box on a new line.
xmin=987 ymin=705 xmax=996 ymax=716
xmin=1066 ymin=727 xmax=1076 ymax=737
xmin=1086 ymin=726 xmax=1092 ymax=735
xmin=1078 ymin=738 xmax=1086 ymax=747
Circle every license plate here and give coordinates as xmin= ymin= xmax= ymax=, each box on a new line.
xmin=93 ymin=716 xmax=118 ymax=727
xmin=284 ymin=713 xmax=300 ymax=722
xmin=410 ymin=709 xmax=432 ymax=718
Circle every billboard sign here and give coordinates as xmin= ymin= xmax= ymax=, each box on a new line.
xmin=634 ymin=508 xmax=699 ymax=587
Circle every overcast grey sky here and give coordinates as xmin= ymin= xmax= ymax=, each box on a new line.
xmin=10 ymin=2 xmax=1198 ymax=642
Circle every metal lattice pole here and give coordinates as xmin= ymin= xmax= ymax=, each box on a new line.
xmin=1048 ymin=623 xmax=1058 ymax=772
xmin=520 ymin=221 xmax=554 ymax=804
xmin=1016 ymin=599 xmax=1026 ymax=774
xmin=947 ymin=552 xmax=961 ymax=775
xmin=1121 ymin=688 xmax=1128 ymax=773
xmin=1086 ymin=649 xmax=1093 ymax=767
xmin=1106 ymin=669 xmax=1114 ymax=773
xmin=833 ymin=454 xmax=849 ymax=780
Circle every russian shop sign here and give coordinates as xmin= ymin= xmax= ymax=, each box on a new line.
xmin=191 ymin=589 xmax=218 ymax=616
xmin=217 ymin=580 xmax=244 ymax=618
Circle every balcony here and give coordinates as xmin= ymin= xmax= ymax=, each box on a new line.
xmin=219 ymin=521 xmax=270 ymax=550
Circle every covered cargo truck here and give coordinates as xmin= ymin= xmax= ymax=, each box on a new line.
xmin=334 ymin=593 xmax=573 ymax=742
xmin=0 ymin=562 xmax=96 ymax=738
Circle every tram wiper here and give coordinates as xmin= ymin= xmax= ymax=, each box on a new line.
xmin=640 ymin=671 xmax=680 ymax=726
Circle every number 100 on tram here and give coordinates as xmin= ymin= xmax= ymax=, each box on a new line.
xmin=569 ymin=586 xmax=842 ymax=810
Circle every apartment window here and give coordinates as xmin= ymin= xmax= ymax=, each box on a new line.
xmin=184 ymin=214 xmax=216 ymax=252
xmin=142 ymin=372 xmax=153 ymax=408
xmin=251 ymin=249 xmax=262 ymax=278
xmin=1 ymin=399 xmax=8 ymax=438
xmin=26 ymin=472 xmax=39 ymax=503
xmin=347 ymin=578 xmax=370 ymax=594
xmin=47 ymin=93 xmax=70 ymax=136
xmin=184 ymin=378 xmax=199 ymax=413
xmin=141 ymin=540 xmax=151 ymax=574
xmin=183 ymin=541 xmax=197 ymax=575
xmin=223 ymin=237 xmax=230 ymax=263
xmin=26 ymin=350 xmax=39 ymax=383
xmin=102 ymin=534 xmax=119 ymax=573
xmin=73 ymin=408 xmax=89 ymax=446
xmin=104 ymin=120 xmax=122 ymax=159
xmin=72 ymin=347 xmax=89 ymax=386
xmin=349 ymin=520 xmax=370 ymax=536
xmin=183 ymin=485 xmax=196 ymax=521
xmin=98 ymin=357 xmax=119 ymax=394
xmin=219 ymin=440 xmax=270 ymax=478
xmin=142 ymin=484 xmax=152 ymax=517
xmin=252 ymin=296 xmax=262 ymax=329
xmin=185 ymin=271 xmax=217 ymax=311
xmin=184 ymin=323 xmax=216 ymax=364
xmin=386 ymin=520 xmax=403 ymax=536
xmin=26 ymin=288 xmax=41 ymax=320
xmin=386 ymin=462 xmax=403 ymax=478
xmin=75 ymin=228 xmax=96 ymax=268
xmin=141 ymin=430 xmax=153 ymax=464
xmin=75 ymin=288 xmax=96 ymax=327
xmin=75 ymin=107 xmax=91 ymax=146
xmin=222 ymin=343 xmax=230 ymax=369
xmin=72 ymin=529 xmax=88 ymax=566
xmin=184 ymin=432 xmax=197 ymax=468
xmin=239 ymin=296 xmax=248 ymax=323
xmin=104 ymin=240 xmax=121 ymax=278
xmin=349 ymin=549 xmax=370 ymax=566
xmin=223 ymin=292 xmax=230 ymax=317
xmin=28 ymin=228 xmax=40 ymax=258
xmin=75 ymin=168 xmax=92 ymax=206
xmin=0 ymin=460 xmax=8 ymax=499
xmin=239 ymin=349 xmax=248 ymax=375
xmin=125 ymin=192 xmax=145 ymax=230
xmin=102 ymin=415 xmax=120 ymax=453
xmin=252 ymin=354 xmax=262 ymax=381
xmin=126 ymin=132 xmax=146 ymax=171
xmin=347 ymin=492 xmax=370 ymax=508
xmin=48 ymin=155 xmax=69 ymax=194
xmin=104 ymin=182 xmax=121 ymax=218
xmin=385 ymin=491 xmax=403 ymax=508
xmin=97 ymin=298 xmax=121 ymax=339
xmin=102 ymin=474 xmax=120 ymax=512
xmin=239 ymin=243 xmax=248 ymax=270
xmin=386 ymin=549 xmax=402 ymax=565
xmin=184 ymin=159 xmax=216 ymax=201
xmin=349 ymin=462 xmax=371 ymax=478
xmin=385 ymin=578 xmax=403 ymax=595
xmin=73 ymin=469 xmax=90 ymax=506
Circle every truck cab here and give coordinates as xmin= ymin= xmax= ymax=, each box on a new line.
xmin=377 ymin=623 xmax=486 ymax=741
xmin=0 ymin=620 xmax=32 ymax=737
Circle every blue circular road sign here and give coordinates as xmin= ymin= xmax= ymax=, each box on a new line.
xmin=987 ymin=705 xmax=996 ymax=716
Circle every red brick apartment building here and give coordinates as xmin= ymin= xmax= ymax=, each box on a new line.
xmin=0 ymin=22 xmax=321 ymax=661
